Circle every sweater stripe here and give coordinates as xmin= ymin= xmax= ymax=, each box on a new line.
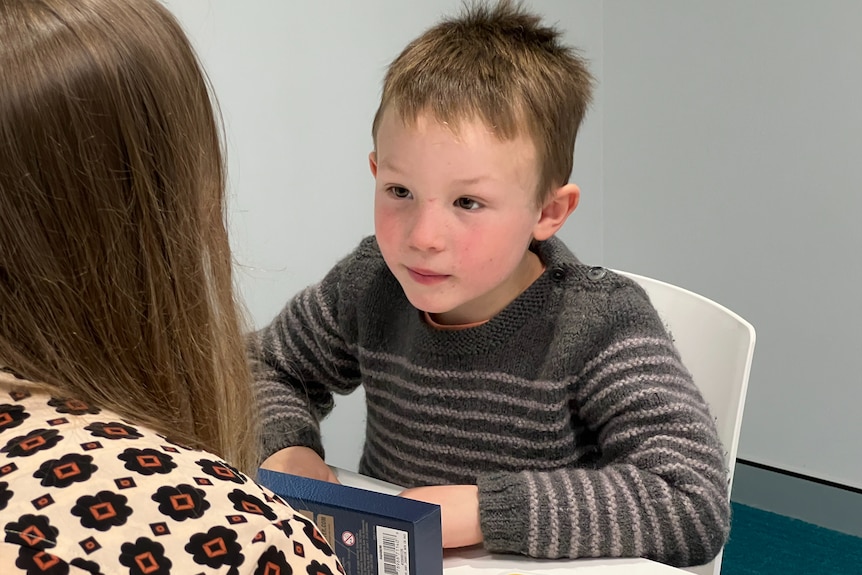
xmin=560 ymin=471 xmax=580 ymax=556
xmin=541 ymin=472 xmax=561 ymax=557
xmin=599 ymin=472 xmax=623 ymax=556
xmin=364 ymin=385 xmax=569 ymax=433
xmin=361 ymin=366 xmax=566 ymax=412
xmin=361 ymin=348 xmax=571 ymax=391
xmin=365 ymin=414 xmax=593 ymax=474
xmin=608 ymin=467 xmax=644 ymax=556
xmin=577 ymin=337 xmax=679 ymax=378
xmin=524 ymin=473 xmax=539 ymax=556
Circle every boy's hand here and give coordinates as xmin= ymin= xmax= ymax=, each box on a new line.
xmin=399 ymin=485 xmax=483 ymax=548
xmin=259 ymin=446 xmax=340 ymax=484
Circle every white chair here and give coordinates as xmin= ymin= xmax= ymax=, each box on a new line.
xmin=615 ymin=270 xmax=756 ymax=575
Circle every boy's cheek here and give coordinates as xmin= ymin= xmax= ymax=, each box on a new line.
xmin=374 ymin=225 xmax=400 ymax=267
xmin=374 ymin=205 xmax=404 ymax=236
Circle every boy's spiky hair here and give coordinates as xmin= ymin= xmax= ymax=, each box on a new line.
xmin=371 ymin=0 xmax=594 ymax=203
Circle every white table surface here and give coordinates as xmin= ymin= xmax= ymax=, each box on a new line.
xmin=331 ymin=468 xmax=688 ymax=574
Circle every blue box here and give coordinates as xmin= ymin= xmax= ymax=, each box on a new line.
xmin=257 ymin=469 xmax=442 ymax=575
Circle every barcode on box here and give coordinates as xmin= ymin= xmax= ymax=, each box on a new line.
xmin=376 ymin=526 xmax=409 ymax=575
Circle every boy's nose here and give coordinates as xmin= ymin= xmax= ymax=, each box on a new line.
xmin=408 ymin=204 xmax=445 ymax=252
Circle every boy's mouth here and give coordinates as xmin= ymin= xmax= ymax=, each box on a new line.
xmin=406 ymin=267 xmax=450 ymax=285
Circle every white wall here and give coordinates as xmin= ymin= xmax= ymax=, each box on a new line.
xmin=601 ymin=0 xmax=862 ymax=490
xmin=168 ymin=1 xmax=862 ymax=488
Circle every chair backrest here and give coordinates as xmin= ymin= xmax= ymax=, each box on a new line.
xmin=615 ymin=271 xmax=756 ymax=575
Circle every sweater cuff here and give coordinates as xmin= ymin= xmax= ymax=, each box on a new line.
xmin=260 ymin=425 xmax=325 ymax=465
xmin=476 ymin=472 xmax=530 ymax=555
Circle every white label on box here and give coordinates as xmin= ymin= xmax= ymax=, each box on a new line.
xmin=376 ymin=526 xmax=410 ymax=575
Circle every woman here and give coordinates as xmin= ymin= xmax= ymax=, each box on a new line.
xmin=0 ymin=1 xmax=341 ymax=573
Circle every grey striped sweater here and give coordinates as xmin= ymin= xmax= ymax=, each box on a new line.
xmin=250 ymin=235 xmax=730 ymax=567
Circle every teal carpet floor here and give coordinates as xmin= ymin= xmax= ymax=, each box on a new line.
xmin=721 ymin=502 xmax=862 ymax=574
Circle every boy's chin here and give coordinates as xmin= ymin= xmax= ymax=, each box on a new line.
xmin=406 ymin=298 xmax=449 ymax=316
xmin=402 ymin=292 xmax=454 ymax=316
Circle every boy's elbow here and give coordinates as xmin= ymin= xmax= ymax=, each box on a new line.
xmin=650 ymin=481 xmax=730 ymax=568
xmin=658 ymin=527 xmax=728 ymax=569
xmin=679 ymin=499 xmax=731 ymax=568
xmin=690 ymin=522 xmax=730 ymax=568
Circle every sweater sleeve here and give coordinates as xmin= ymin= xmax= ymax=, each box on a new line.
xmin=476 ymin=282 xmax=730 ymax=567
xmin=249 ymin=239 xmax=378 ymax=461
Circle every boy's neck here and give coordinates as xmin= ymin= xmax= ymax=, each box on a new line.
xmin=520 ymin=249 xmax=547 ymax=293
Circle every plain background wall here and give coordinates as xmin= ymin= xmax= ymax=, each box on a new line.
xmin=166 ymin=1 xmax=862 ymax=490
xmin=600 ymin=0 xmax=862 ymax=490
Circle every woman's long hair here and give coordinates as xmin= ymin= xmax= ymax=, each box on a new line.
xmin=0 ymin=0 xmax=258 ymax=473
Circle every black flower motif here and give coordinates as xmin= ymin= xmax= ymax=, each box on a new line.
xmin=119 ymin=537 xmax=171 ymax=575
xmin=307 ymin=560 xmax=336 ymax=575
xmin=84 ymin=422 xmax=143 ymax=441
xmin=118 ymin=448 xmax=176 ymax=475
xmin=0 ymin=481 xmax=12 ymax=510
xmin=13 ymin=546 xmax=69 ymax=575
xmin=0 ymin=403 xmax=29 ymax=431
xmin=196 ymin=459 xmax=247 ymax=484
xmin=48 ymin=397 xmax=100 ymax=416
xmin=255 ymin=545 xmax=292 ymax=575
xmin=293 ymin=513 xmax=334 ymax=556
xmin=34 ymin=453 xmax=97 ymax=488
xmin=71 ymin=491 xmax=132 ymax=531
xmin=185 ymin=525 xmax=244 ymax=573
xmin=228 ymin=488 xmax=277 ymax=520
xmin=1 ymin=428 xmax=62 ymax=457
xmin=151 ymin=484 xmax=210 ymax=521
xmin=70 ymin=557 xmax=101 ymax=574
xmin=4 ymin=514 xmax=58 ymax=549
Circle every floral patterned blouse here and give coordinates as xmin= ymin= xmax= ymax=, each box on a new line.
xmin=0 ymin=369 xmax=344 ymax=575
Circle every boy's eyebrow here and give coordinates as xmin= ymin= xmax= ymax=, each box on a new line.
xmin=451 ymin=176 xmax=490 ymax=186
xmin=378 ymin=159 xmax=491 ymax=186
xmin=377 ymin=159 xmax=404 ymax=173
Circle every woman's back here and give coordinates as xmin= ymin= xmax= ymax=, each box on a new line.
xmin=1 ymin=370 xmax=338 ymax=574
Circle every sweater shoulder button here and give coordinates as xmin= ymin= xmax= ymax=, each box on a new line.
xmin=587 ymin=267 xmax=607 ymax=281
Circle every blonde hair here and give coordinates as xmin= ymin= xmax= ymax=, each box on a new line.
xmin=371 ymin=0 xmax=594 ymax=204
xmin=0 ymin=0 xmax=258 ymax=473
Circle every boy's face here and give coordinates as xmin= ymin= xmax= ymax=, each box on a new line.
xmin=370 ymin=110 xmax=550 ymax=325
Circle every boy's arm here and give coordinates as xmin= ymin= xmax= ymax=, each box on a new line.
xmin=249 ymin=243 xmax=373 ymax=467
xmin=399 ymin=485 xmax=482 ymax=548
xmin=475 ymin=284 xmax=730 ymax=567
xmin=260 ymin=446 xmax=339 ymax=484
xmin=249 ymin=287 xmax=339 ymax=463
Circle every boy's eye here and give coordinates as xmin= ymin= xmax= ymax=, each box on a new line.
xmin=455 ymin=197 xmax=481 ymax=210
xmin=388 ymin=186 xmax=411 ymax=199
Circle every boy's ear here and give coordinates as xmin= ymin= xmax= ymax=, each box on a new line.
xmin=533 ymin=183 xmax=580 ymax=241
xmin=368 ymin=152 xmax=378 ymax=177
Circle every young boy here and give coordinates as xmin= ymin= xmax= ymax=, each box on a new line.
xmin=251 ymin=0 xmax=729 ymax=567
